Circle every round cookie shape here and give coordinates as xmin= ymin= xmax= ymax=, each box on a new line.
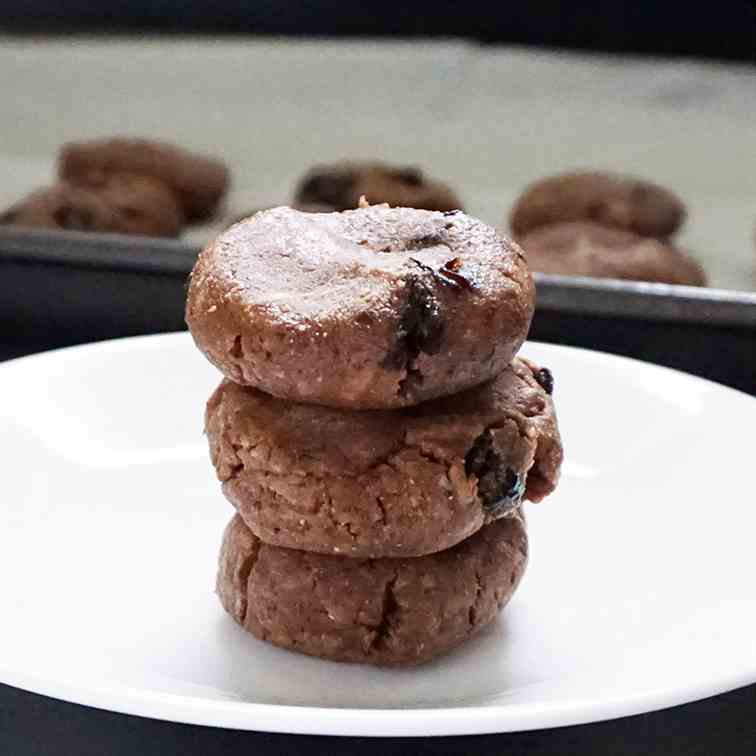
xmin=294 ymin=161 xmax=462 ymax=213
xmin=92 ymin=173 xmax=184 ymax=237
xmin=206 ymin=358 xmax=562 ymax=558
xmin=520 ymin=221 xmax=706 ymax=286
xmin=0 ymin=184 xmax=119 ymax=232
xmin=58 ymin=137 xmax=230 ymax=221
xmin=187 ymin=205 xmax=534 ymax=409
xmin=217 ymin=512 xmax=527 ymax=666
xmin=510 ymin=171 xmax=686 ymax=239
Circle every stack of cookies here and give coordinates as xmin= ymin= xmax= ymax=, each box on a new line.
xmin=186 ymin=203 xmax=563 ymax=666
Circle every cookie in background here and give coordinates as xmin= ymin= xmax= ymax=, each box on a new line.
xmin=0 ymin=183 xmax=119 ymax=233
xmin=519 ymin=221 xmax=706 ymax=286
xmin=293 ymin=160 xmax=462 ymax=212
xmin=59 ymin=137 xmax=230 ymax=222
xmin=509 ymin=171 xmax=686 ymax=239
xmin=186 ymin=204 xmax=533 ymax=409
xmin=1 ymin=137 xmax=230 ymax=238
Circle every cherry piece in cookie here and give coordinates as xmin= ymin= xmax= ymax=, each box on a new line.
xmin=534 ymin=367 xmax=554 ymax=395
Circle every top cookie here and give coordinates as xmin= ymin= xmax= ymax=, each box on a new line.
xmin=186 ymin=205 xmax=534 ymax=409
xmin=59 ymin=137 xmax=230 ymax=221
xmin=510 ymin=171 xmax=686 ymax=239
xmin=294 ymin=161 xmax=462 ymax=212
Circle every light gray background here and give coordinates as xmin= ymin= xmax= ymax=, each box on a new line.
xmin=2 ymin=37 xmax=754 ymax=290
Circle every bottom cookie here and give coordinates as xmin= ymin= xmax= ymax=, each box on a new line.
xmin=217 ymin=513 xmax=527 ymax=666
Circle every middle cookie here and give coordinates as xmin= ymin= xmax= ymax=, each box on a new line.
xmin=206 ymin=357 xmax=562 ymax=558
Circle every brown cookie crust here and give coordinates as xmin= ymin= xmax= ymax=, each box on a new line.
xmin=294 ymin=161 xmax=462 ymax=212
xmin=510 ymin=171 xmax=686 ymax=238
xmin=217 ymin=512 xmax=528 ymax=666
xmin=520 ymin=221 xmax=706 ymax=286
xmin=187 ymin=205 xmax=534 ymax=409
xmin=205 ymin=358 xmax=561 ymax=558
xmin=93 ymin=173 xmax=184 ymax=237
xmin=0 ymin=183 xmax=119 ymax=232
xmin=59 ymin=137 xmax=229 ymax=221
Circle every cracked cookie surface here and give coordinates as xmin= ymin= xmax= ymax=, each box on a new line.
xmin=187 ymin=205 xmax=533 ymax=409
xmin=217 ymin=512 xmax=528 ymax=666
xmin=206 ymin=357 xmax=561 ymax=558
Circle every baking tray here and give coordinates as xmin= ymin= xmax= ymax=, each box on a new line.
xmin=2 ymin=226 xmax=755 ymax=393
xmin=3 ymin=38 xmax=756 ymax=293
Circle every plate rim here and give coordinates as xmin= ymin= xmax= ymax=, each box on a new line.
xmin=1 ymin=331 xmax=755 ymax=736
xmin=2 ymin=663 xmax=754 ymax=737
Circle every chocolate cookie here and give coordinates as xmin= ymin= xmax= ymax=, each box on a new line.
xmin=206 ymin=357 xmax=561 ymax=558
xmin=0 ymin=184 xmax=118 ymax=232
xmin=59 ymin=137 xmax=229 ymax=221
xmin=510 ymin=171 xmax=686 ymax=238
xmin=187 ymin=205 xmax=534 ymax=409
xmin=217 ymin=512 xmax=527 ymax=666
xmin=520 ymin=221 xmax=706 ymax=286
xmin=294 ymin=161 xmax=462 ymax=212
xmin=90 ymin=173 xmax=183 ymax=237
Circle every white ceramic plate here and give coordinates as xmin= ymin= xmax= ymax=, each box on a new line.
xmin=1 ymin=333 xmax=755 ymax=737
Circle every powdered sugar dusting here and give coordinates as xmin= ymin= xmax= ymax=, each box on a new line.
xmin=195 ymin=205 xmax=527 ymax=332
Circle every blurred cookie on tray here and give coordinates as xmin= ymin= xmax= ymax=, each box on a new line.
xmin=59 ymin=137 xmax=230 ymax=222
xmin=519 ymin=221 xmax=706 ymax=286
xmin=293 ymin=160 xmax=462 ymax=212
xmin=1 ymin=137 xmax=230 ymax=239
xmin=509 ymin=171 xmax=686 ymax=239
xmin=0 ymin=183 xmax=120 ymax=233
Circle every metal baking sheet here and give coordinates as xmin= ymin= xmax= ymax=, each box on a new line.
xmin=3 ymin=225 xmax=756 ymax=326
xmin=1 ymin=36 xmax=756 ymax=292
